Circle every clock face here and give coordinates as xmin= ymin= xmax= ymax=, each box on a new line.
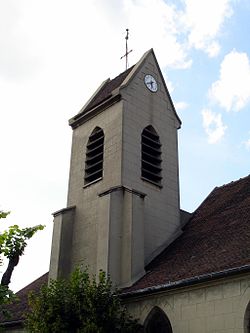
xmin=144 ymin=74 xmax=158 ymax=92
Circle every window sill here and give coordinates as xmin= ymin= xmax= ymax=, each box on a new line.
xmin=83 ymin=177 xmax=102 ymax=188
xmin=141 ymin=177 xmax=162 ymax=189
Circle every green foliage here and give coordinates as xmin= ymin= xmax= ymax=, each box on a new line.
xmin=0 ymin=210 xmax=44 ymax=266
xmin=0 ymin=210 xmax=44 ymax=316
xmin=0 ymin=224 xmax=44 ymax=260
xmin=0 ymin=211 xmax=10 ymax=219
xmin=0 ymin=210 xmax=10 ymax=267
xmin=0 ymin=285 xmax=13 ymax=306
xmin=27 ymin=268 xmax=141 ymax=333
xmin=0 ymin=285 xmax=15 ymax=319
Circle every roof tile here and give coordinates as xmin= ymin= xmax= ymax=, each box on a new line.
xmin=1 ymin=175 xmax=250 ymax=321
xmin=83 ymin=66 xmax=134 ymax=113
xmin=0 ymin=273 xmax=48 ymax=325
xmin=124 ymin=175 xmax=250 ymax=292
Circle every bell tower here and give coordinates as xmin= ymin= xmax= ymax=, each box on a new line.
xmin=49 ymin=49 xmax=182 ymax=288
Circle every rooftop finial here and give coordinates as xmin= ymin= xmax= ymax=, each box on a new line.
xmin=120 ymin=29 xmax=133 ymax=70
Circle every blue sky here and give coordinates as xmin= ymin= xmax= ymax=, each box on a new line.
xmin=172 ymin=1 xmax=250 ymax=210
xmin=0 ymin=0 xmax=249 ymax=291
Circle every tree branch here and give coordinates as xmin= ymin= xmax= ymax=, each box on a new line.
xmin=1 ymin=254 xmax=20 ymax=287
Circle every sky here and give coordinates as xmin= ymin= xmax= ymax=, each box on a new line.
xmin=0 ymin=0 xmax=249 ymax=292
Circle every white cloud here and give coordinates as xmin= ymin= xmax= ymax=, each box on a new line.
xmin=0 ymin=0 xmax=235 ymax=83
xmin=182 ymin=0 xmax=233 ymax=57
xmin=202 ymin=109 xmax=227 ymax=144
xmin=94 ymin=0 xmax=236 ymax=71
xmin=243 ymin=134 xmax=250 ymax=150
xmin=0 ymin=1 xmax=40 ymax=80
xmin=123 ymin=0 xmax=192 ymax=69
xmin=206 ymin=41 xmax=221 ymax=58
xmin=0 ymin=0 xmax=243 ymax=292
xmin=245 ymin=139 xmax=250 ymax=150
xmin=209 ymin=50 xmax=250 ymax=111
xmin=175 ymin=101 xmax=189 ymax=111
xmin=124 ymin=0 xmax=235 ymax=68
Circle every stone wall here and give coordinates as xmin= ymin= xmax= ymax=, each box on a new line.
xmin=121 ymin=51 xmax=182 ymax=265
xmin=125 ymin=274 xmax=250 ymax=333
xmin=49 ymin=49 xmax=183 ymax=288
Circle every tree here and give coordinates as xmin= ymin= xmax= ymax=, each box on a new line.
xmin=0 ymin=210 xmax=44 ymax=311
xmin=27 ymin=268 xmax=142 ymax=333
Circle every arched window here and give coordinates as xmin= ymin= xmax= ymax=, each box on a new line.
xmin=84 ymin=127 xmax=104 ymax=185
xmin=141 ymin=125 xmax=162 ymax=186
xmin=144 ymin=306 xmax=172 ymax=333
xmin=244 ymin=301 xmax=250 ymax=333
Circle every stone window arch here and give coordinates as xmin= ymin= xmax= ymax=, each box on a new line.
xmin=141 ymin=125 xmax=162 ymax=187
xmin=244 ymin=301 xmax=250 ymax=333
xmin=84 ymin=127 xmax=104 ymax=185
xmin=144 ymin=306 xmax=172 ymax=333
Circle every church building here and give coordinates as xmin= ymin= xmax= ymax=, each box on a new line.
xmin=1 ymin=49 xmax=250 ymax=332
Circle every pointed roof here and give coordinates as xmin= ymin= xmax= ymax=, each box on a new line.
xmin=119 ymin=48 xmax=181 ymax=127
xmin=82 ymin=65 xmax=135 ymax=114
xmin=69 ymin=49 xmax=181 ymax=129
xmin=69 ymin=66 xmax=134 ymax=128
xmin=123 ymin=174 xmax=250 ymax=296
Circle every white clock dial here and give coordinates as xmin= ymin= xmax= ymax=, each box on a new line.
xmin=144 ymin=74 xmax=158 ymax=92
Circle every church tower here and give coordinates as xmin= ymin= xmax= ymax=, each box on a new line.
xmin=49 ymin=49 xmax=182 ymax=288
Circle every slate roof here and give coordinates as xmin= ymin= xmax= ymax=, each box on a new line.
xmin=1 ymin=175 xmax=250 ymax=323
xmin=123 ymin=174 xmax=250 ymax=294
xmin=0 ymin=273 xmax=48 ymax=327
xmin=82 ymin=66 xmax=134 ymax=114
xmin=70 ymin=49 xmax=182 ymax=129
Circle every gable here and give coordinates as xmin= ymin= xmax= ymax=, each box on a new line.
xmin=69 ymin=49 xmax=181 ymax=129
xmin=119 ymin=48 xmax=181 ymax=129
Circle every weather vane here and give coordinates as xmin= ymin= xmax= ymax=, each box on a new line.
xmin=120 ymin=29 xmax=133 ymax=70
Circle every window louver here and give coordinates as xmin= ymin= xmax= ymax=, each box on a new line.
xmin=141 ymin=126 xmax=162 ymax=186
xmin=84 ymin=127 xmax=104 ymax=185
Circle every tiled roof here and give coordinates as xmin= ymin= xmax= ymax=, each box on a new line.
xmin=124 ymin=175 xmax=250 ymax=293
xmin=82 ymin=66 xmax=134 ymax=114
xmin=1 ymin=175 xmax=250 ymax=323
xmin=0 ymin=273 xmax=48 ymax=326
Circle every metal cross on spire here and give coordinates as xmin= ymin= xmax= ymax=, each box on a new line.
xmin=120 ymin=29 xmax=133 ymax=70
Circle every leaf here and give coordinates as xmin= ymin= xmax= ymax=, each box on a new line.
xmin=0 ymin=211 xmax=10 ymax=219
xmin=26 ymin=267 xmax=141 ymax=333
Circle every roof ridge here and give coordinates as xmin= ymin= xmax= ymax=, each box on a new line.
xmin=110 ymin=65 xmax=135 ymax=81
xmin=215 ymin=174 xmax=250 ymax=190
xmin=16 ymin=272 xmax=48 ymax=295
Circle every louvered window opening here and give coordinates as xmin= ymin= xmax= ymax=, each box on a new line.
xmin=141 ymin=127 xmax=162 ymax=186
xmin=84 ymin=128 xmax=104 ymax=185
